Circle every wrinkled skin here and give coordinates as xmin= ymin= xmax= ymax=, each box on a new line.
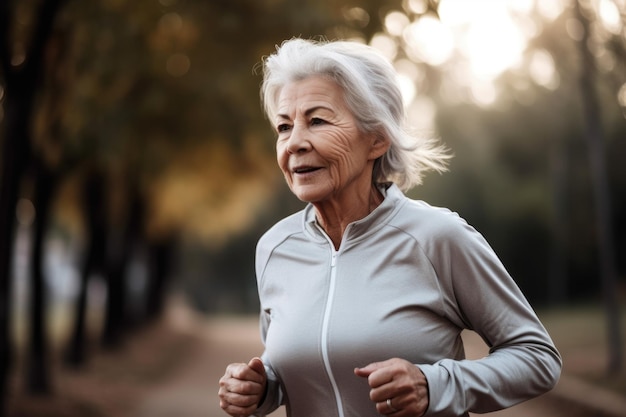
xmin=274 ymin=76 xmax=389 ymax=248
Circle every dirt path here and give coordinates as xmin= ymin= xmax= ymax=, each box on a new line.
xmin=134 ymin=306 xmax=626 ymax=417
xmin=133 ymin=312 xmax=275 ymax=417
xmin=7 ymin=302 xmax=625 ymax=417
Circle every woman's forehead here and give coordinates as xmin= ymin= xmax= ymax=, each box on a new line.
xmin=276 ymin=77 xmax=346 ymax=114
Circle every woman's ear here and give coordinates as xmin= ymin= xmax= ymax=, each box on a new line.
xmin=369 ymin=133 xmax=390 ymax=160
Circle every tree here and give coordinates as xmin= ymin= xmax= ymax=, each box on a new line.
xmin=574 ymin=0 xmax=622 ymax=374
xmin=0 ymin=0 xmax=66 ymax=410
xmin=63 ymin=166 xmax=108 ymax=367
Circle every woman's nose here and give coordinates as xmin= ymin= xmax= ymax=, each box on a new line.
xmin=286 ymin=124 xmax=311 ymax=154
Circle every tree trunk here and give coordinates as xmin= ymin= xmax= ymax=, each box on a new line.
xmin=575 ymin=0 xmax=623 ymax=374
xmin=64 ymin=168 xmax=107 ymax=367
xmin=26 ymin=161 xmax=58 ymax=394
xmin=548 ymin=137 xmax=569 ymax=304
xmin=146 ymin=235 xmax=175 ymax=321
xmin=0 ymin=0 xmax=66 ymax=409
xmin=101 ymin=251 xmax=126 ymax=348
xmin=102 ymin=179 xmax=144 ymax=347
xmin=0 ymin=82 xmax=32 ymax=417
xmin=0 ymin=61 xmax=37 ymax=417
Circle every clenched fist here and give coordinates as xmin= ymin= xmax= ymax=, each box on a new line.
xmin=355 ymin=358 xmax=429 ymax=416
xmin=219 ymin=357 xmax=267 ymax=417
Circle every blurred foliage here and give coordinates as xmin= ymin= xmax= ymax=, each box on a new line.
xmin=39 ymin=0 xmax=403 ymax=242
xmin=1 ymin=0 xmax=403 ymax=315
xmin=37 ymin=0 xmax=367 ymax=240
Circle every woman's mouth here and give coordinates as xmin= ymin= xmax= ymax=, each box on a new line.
xmin=293 ymin=166 xmax=321 ymax=174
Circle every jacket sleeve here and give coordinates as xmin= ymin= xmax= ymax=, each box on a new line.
xmin=418 ymin=214 xmax=562 ymax=416
xmin=252 ymin=310 xmax=284 ymax=416
xmin=252 ymin=234 xmax=285 ymax=417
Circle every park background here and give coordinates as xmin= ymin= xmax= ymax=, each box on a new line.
xmin=0 ymin=0 xmax=625 ymax=416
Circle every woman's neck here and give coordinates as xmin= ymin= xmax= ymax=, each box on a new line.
xmin=314 ymin=185 xmax=384 ymax=250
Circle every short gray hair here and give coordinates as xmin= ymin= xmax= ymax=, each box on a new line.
xmin=260 ymin=38 xmax=450 ymax=191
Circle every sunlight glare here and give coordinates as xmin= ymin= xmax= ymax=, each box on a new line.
xmin=470 ymin=81 xmax=497 ymax=107
xmin=517 ymin=14 xmax=541 ymax=39
xmin=438 ymin=0 xmax=478 ymax=27
xmin=397 ymin=74 xmax=416 ymax=105
xmin=595 ymin=0 xmax=622 ymax=34
xmin=465 ymin=12 xmax=526 ymax=78
xmin=529 ymin=50 xmax=559 ymax=90
xmin=437 ymin=1 xmax=529 ymax=79
xmin=370 ymin=33 xmax=398 ymax=62
xmin=385 ymin=11 xmax=410 ymax=37
xmin=404 ymin=15 xmax=454 ymax=66
xmin=536 ymin=0 xmax=567 ymax=21
xmin=404 ymin=0 xmax=428 ymax=14
xmin=507 ymin=0 xmax=535 ymax=14
xmin=395 ymin=58 xmax=424 ymax=84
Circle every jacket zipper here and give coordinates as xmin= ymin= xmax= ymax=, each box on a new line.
xmin=321 ymin=246 xmax=344 ymax=417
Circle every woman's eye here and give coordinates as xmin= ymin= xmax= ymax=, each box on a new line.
xmin=277 ymin=124 xmax=291 ymax=132
xmin=311 ymin=117 xmax=325 ymax=126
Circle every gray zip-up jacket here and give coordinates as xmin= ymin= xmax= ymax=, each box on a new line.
xmin=254 ymin=184 xmax=561 ymax=417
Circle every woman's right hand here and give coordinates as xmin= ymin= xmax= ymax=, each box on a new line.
xmin=218 ymin=357 xmax=267 ymax=417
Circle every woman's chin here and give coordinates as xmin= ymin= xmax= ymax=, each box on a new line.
xmin=290 ymin=186 xmax=327 ymax=204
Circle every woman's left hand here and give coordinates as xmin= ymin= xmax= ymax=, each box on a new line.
xmin=355 ymin=358 xmax=429 ymax=416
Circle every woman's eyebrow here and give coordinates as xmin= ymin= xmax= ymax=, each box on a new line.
xmin=304 ymin=105 xmax=333 ymax=116
xmin=276 ymin=105 xmax=334 ymax=121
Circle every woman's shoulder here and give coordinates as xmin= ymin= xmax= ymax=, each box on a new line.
xmin=392 ymin=197 xmax=475 ymax=243
xmin=257 ymin=209 xmax=305 ymax=249
xmin=385 ymin=184 xmax=464 ymax=232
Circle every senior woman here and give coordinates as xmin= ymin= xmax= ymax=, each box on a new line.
xmin=218 ymin=38 xmax=561 ymax=417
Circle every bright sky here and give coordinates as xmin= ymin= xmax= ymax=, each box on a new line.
xmin=372 ymin=0 xmax=624 ymax=126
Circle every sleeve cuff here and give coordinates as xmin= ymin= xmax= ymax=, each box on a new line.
xmin=253 ymin=364 xmax=283 ymax=416
xmin=417 ymin=362 xmax=465 ymax=417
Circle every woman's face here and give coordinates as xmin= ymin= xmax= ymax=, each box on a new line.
xmin=275 ymin=76 xmax=386 ymax=205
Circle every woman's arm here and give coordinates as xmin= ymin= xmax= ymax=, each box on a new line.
xmin=419 ymin=216 xmax=562 ymax=416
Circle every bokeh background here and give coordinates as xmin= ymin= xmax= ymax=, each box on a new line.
xmin=0 ymin=0 xmax=625 ymax=416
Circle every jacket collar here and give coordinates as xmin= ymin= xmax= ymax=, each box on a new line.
xmin=302 ymin=183 xmax=405 ymax=246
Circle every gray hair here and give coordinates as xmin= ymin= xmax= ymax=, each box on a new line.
xmin=260 ymin=38 xmax=450 ymax=191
